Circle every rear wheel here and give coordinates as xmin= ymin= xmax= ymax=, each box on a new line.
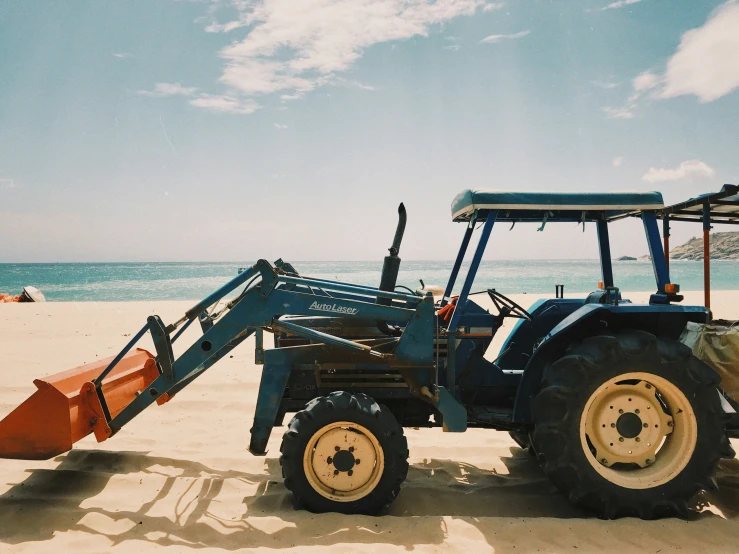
xmin=280 ymin=391 xmax=409 ymax=514
xmin=532 ymin=330 xmax=734 ymax=519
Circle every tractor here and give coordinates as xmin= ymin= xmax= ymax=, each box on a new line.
xmin=0 ymin=189 xmax=734 ymax=519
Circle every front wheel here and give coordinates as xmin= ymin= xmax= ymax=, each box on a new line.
xmin=532 ymin=330 xmax=734 ymax=519
xmin=280 ymin=391 xmax=409 ymax=514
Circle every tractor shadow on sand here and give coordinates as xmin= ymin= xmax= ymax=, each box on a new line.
xmin=1 ymin=447 xmax=738 ymax=550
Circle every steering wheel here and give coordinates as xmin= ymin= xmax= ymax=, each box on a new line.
xmin=487 ymin=289 xmax=533 ymax=321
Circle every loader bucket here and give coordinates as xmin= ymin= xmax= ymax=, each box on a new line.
xmin=0 ymin=348 xmax=158 ymax=460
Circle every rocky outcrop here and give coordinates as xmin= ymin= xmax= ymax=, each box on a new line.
xmin=616 ymin=232 xmax=739 ymax=261
xmin=671 ymin=232 xmax=739 ymax=260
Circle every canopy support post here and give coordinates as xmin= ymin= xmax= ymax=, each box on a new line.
xmin=441 ymin=219 xmax=475 ymax=308
xmin=596 ymin=218 xmax=614 ymax=288
xmin=663 ymin=215 xmax=670 ymax=273
xmin=703 ymin=202 xmax=711 ymax=311
xmin=447 ymin=210 xmax=497 ymax=397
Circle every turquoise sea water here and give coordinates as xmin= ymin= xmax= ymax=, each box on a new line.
xmin=1 ymin=260 xmax=737 ymax=302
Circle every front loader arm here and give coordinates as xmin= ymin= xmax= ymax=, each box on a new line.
xmin=0 ymin=258 xmax=440 ymax=460
xmin=93 ymin=260 xmax=427 ymax=437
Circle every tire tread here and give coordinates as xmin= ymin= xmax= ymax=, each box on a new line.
xmin=532 ymin=330 xmax=732 ymax=519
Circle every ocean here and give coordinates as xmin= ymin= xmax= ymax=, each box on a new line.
xmin=1 ymin=260 xmax=737 ymax=302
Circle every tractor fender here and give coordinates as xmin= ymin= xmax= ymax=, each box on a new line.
xmin=512 ymin=302 xmax=710 ymax=424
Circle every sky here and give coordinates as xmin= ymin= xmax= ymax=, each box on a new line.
xmin=1 ymin=0 xmax=738 ymax=263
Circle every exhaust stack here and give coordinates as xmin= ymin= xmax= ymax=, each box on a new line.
xmin=377 ymin=203 xmax=406 ymax=335
xmin=378 ymin=203 xmax=406 ymax=302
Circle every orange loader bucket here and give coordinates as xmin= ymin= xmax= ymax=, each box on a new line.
xmin=0 ymin=348 xmax=158 ymax=460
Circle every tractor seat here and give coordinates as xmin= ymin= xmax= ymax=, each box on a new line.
xmin=438 ymin=297 xmax=504 ymax=336
xmin=584 ymin=290 xmax=623 ymax=305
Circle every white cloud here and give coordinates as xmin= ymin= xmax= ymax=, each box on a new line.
xmin=609 ymin=0 xmax=739 ymax=117
xmin=600 ymin=71 xmax=660 ymax=119
xmin=138 ymin=82 xmax=260 ymax=115
xmin=632 ymin=70 xmax=660 ymax=92
xmin=112 ymin=52 xmax=131 ymax=59
xmin=482 ymin=2 xmax=505 ymax=11
xmin=600 ymin=0 xmax=642 ymax=11
xmin=603 ymin=105 xmax=635 ymax=119
xmin=206 ymin=0 xmax=489 ymax=101
xmin=0 ymin=178 xmax=16 ymax=190
xmin=147 ymin=1 xmax=495 ymax=115
xmin=659 ymin=0 xmax=739 ymax=102
xmin=642 ymin=160 xmax=716 ymax=183
xmin=612 ymin=156 xmax=624 ymax=167
xmin=479 ymin=30 xmax=530 ymax=44
xmin=188 ymin=94 xmax=260 ymax=114
xmin=219 ymin=58 xmax=320 ymax=97
xmin=274 ymin=123 xmax=288 ymax=129
xmin=138 ymin=83 xmax=197 ymax=97
xmin=205 ymin=19 xmax=246 ymax=34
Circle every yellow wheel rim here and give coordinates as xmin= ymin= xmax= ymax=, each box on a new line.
xmin=303 ymin=421 xmax=384 ymax=502
xmin=580 ymin=372 xmax=697 ymax=490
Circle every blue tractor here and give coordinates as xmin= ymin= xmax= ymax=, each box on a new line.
xmin=1 ymin=190 xmax=734 ymax=519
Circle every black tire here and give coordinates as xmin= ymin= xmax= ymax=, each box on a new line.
xmin=280 ymin=391 xmax=409 ymax=514
xmin=532 ymin=330 xmax=734 ymax=519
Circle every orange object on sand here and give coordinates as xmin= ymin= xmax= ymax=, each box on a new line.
xmin=0 ymin=348 xmax=158 ymax=460
xmin=0 ymin=287 xmax=45 ymax=303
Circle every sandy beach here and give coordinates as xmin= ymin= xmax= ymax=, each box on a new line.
xmin=1 ymin=291 xmax=739 ymax=553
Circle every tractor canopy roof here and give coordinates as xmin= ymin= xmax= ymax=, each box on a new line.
xmin=451 ymin=190 xmax=664 ymax=223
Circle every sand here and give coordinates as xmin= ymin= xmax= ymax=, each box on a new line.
xmin=1 ymin=291 xmax=739 ymax=553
